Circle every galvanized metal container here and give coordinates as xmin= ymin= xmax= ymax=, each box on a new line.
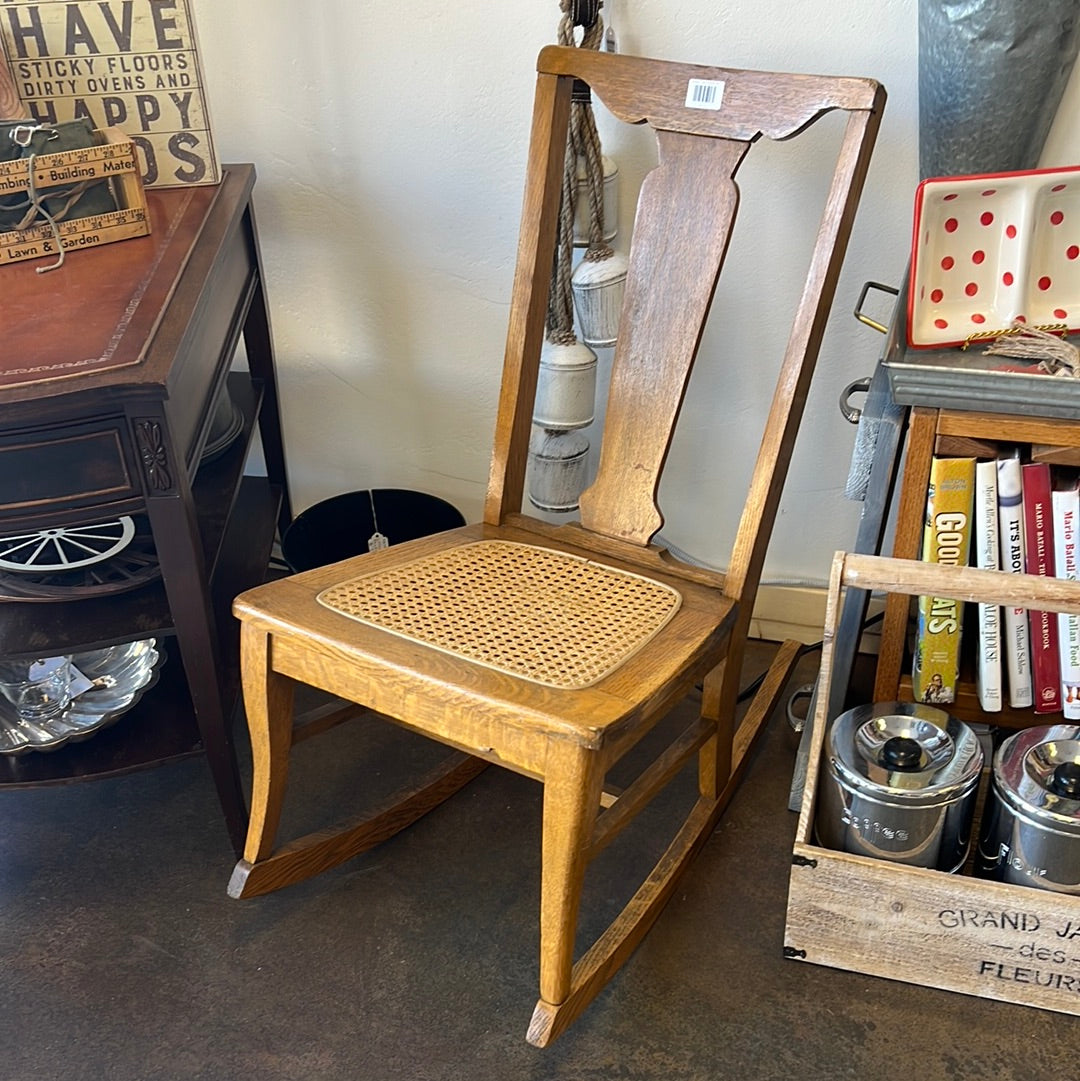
xmin=976 ymin=724 xmax=1080 ymax=894
xmin=573 ymin=153 xmax=618 ymax=246
xmin=533 ymin=340 xmax=598 ymax=431
xmin=919 ymin=0 xmax=1080 ymax=179
xmin=527 ymin=428 xmax=591 ymax=513
xmin=816 ymin=702 xmax=983 ymax=871
xmin=571 ymin=250 xmax=628 ymax=349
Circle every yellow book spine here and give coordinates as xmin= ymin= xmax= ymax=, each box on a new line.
xmin=912 ymin=457 xmax=975 ymax=704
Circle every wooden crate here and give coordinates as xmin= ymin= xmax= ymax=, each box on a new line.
xmin=785 ymin=552 xmax=1080 ymax=1017
xmin=0 ymin=127 xmax=149 ymax=267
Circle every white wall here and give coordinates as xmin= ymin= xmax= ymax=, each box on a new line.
xmin=192 ymin=1 xmax=1077 ymax=588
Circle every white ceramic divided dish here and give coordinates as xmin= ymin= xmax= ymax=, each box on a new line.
xmin=908 ymin=165 xmax=1080 ymax=348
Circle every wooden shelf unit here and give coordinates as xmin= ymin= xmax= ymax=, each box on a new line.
xmin=873 ymin=405 xmax=1080 ymax=728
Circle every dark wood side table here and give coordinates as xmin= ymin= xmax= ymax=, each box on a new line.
xmin=0 ymin=165 xmax=291 ymax=855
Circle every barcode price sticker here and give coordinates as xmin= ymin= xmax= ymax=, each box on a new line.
xmin=685 ymin=79 xmax=724 ymax=111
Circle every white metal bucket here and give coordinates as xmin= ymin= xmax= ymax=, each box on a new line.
xmin=528 ymin=428 xmax=591 ymax=513
xmin=533 ymin=340 xmax=598 ymax=430
xmin=572 ymin=250 xmax=628 ymax=348
xmin=573 ymin=154 xmax=618 ymax=246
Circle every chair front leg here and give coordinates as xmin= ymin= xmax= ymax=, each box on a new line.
xmin=238 ymin=622 xmax=296 ymax=864
xmin=536 ymin=740 xmax=606 ymax=1008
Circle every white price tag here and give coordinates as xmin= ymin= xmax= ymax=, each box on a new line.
xmin=28 ymin=657 xmax=66 ymax=680
xmin=685 ymin=79 xmax=724 ymax=111
xmin=69 ymin=664 xmax=95 ymax=697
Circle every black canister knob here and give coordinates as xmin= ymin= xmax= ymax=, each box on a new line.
xmin=879 ymin=736 xmax=923 ymax=772
xmin=1049 ymin=761 xmax=1080 ymax=799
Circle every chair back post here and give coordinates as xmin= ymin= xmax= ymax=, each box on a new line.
xmin=723 ymin=98 xmax=884 ymax=612
xmin=484 ymin=70 xmax=573 ymax=526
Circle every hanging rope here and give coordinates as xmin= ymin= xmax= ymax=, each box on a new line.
xmin=547 ymin=1 xmax=609 ymax=345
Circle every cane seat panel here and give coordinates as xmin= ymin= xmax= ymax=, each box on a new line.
xmin=316 ymin=540 xmax=682 ymax=690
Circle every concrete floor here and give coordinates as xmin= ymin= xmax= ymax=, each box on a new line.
xmin=1 ymin=641 xmax=1076 ymax=1080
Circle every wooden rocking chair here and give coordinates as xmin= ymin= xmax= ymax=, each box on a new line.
xmin=228 ymin=46 xmax=884 ymax=1045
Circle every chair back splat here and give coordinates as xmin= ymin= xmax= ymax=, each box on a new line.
xmin=228 ymin=44 xmax=884 ymax=1048
xmin=488 ymin=47 xmax=883 ymax=566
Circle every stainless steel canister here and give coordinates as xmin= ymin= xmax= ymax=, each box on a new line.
xmin=976 ymin=725 xmax=1080 ymax=893
xmin=816 ymin=702 xmax=984 ymax=871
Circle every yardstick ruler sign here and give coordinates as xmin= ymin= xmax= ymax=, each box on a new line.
xmin=0 ymin=0 xmax=220 ymax=187
xmin=0 ymin=127 xmax=150 ymax=265
xmin=2 ymin=206 xmax=147 ymax=263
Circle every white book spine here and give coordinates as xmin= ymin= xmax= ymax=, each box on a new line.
xmin=974 ymin=460 xmax=1002 ymax=711
xmin=997 ymin=456 xmax=1033 ymax=709
xmin=1053 ymin=483 xmax=1080 ymax=720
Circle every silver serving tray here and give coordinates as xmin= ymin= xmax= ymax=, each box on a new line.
xmin=0 ymin=639 xmax=163 ymax=755
xmin=878 ymin=275 xmax=1080 ymax=419
xmin=883 ymin=345 xmax=1080 ymax=419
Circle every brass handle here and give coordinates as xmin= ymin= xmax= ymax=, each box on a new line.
xmin=853 ymin=280 xmax=899 ymax=335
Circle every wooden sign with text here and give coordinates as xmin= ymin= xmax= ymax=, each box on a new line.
xmin=0 ymin=0 xmax=219 ymax=187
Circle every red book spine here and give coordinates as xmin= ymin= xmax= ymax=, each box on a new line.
xmin=1022 ymin=462 xmax=1061 ymax=713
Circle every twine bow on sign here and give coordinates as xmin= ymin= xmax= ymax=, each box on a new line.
xmin=3 ymin=124 xmax=83 ymax=272
xmin=983 ymin=320 xmax=1080 ymax=378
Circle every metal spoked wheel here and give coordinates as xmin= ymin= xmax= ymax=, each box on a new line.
xmin=0 ymin=517 xmax=137 ymax=572
xmin=0 ymin=516 xmax=160 ymax=601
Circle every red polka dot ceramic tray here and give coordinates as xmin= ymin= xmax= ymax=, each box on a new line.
xmin=908 ymin=165 xmax=1080 ymax=348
